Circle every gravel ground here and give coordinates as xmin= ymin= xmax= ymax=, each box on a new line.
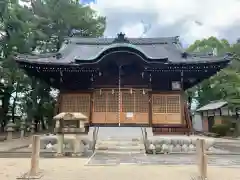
xmin=0 ymin=158 xmax=240 ymax=180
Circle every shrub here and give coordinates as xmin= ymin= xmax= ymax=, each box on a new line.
xmin=212 ymin=124 xmax=230 ymax=136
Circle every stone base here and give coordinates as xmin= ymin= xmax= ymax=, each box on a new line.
xmin=54 ymin=153 xmax=64 ymax=157
xmin=71 ymin=153 xmax=82 ymax=157
xmin=17 ymin=171 xmax=43 ymax=179
xmin=190 ymin=175 xmax=207 ymax=180
xmin=147 ymin=136 xmax=215 ymax=154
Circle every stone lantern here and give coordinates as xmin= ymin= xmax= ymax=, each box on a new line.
xmin=53 ymin=112 xmax=87 ymax=157
xmin=6 ymin=119 xmax=16 ymax=140
xmin=20 ymin=120 xmax=26 ymax=139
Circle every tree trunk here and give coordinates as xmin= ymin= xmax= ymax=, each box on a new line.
xmin=40 ymin=117 xmax=46 ymax=130
xmin=2 ymin=91 xmax=11 ymax=129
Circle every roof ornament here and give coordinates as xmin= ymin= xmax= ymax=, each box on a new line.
xmin=113 ymin=32 xmax=130 ymax=43
xmin=175 ymin=36 xmax=180 ymax=43
xmin=181 ymin=52 xmax=188 ymax=59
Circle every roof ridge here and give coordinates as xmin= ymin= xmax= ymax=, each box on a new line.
xmin=68 ymin=36 xmax=179 ymax=45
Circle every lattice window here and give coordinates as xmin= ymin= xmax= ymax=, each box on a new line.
xmin=75 ymin=94 xmax=90 ymax=113
xmin=107 ymin=91 xmax=119 ymax=112
xmin=152 ymin=95 xmax=166 ymax=113
xmin=122 ymin=91 xmax=134 ymax=112
xmin=135 ymin=90 xmax=149 ymax=113
xmin=93 ymin=91 xmax=106 ymax=112
xmin=166 ymin=95 xmax=180 ymax=113
xmin=60 ymin=95 xmax=76 ymax=112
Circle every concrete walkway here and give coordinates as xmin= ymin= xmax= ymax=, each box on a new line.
xmin=0 ymin=158 xmax=239 ymax=180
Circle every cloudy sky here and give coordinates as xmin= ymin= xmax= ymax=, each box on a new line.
xmin=80 ymin=0 xmax=240 ymax=46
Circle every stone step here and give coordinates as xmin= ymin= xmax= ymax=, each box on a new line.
xmin=95 ymin=143 xmax=145 ymax=150
xmin=97 ymin=141 xmax=143 ymax=146
xmin=95 ymin=139 xmax=146 ymax=153
xmin=95 ymin=146 xmax=145 ymax=152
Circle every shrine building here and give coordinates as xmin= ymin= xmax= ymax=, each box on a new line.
xmin=14 ymin=33 xmax=232 ymax=135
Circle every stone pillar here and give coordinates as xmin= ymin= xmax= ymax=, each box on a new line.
xmin=43 ymin=117 xmax=48 ymax=131
xmin=31 ymin=120 xmax=35 ymax=134
xmin=72 ymin=134 xmax=82 ymax=156
xmin=72 ymin=120 xmax=85 ymax=156
xmin=6 ymin=120 xmax=15 ymax=141
xmin=55 ymin=120 xmax=64 ymax=156
xmin=38 ymin=121 xmax=42 ymax=132
xmin=20 ymin=121 xmax=25 ymax=139
xmin=56 ymin=133 xmax=64 ymax=156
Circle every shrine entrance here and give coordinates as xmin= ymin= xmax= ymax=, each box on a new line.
xmin=92 ymin=89 xmax=149 ymax=126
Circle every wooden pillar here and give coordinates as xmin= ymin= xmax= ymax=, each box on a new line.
xmin=196 ymin=139 xmax=207 ymax=179
xmin=30 ymin=135 xmax=40 ymax=176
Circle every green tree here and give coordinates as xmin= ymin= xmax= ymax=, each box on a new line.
xmin=0 ymin=0 xmax=106 ymax=131
xmin=186 ymin=37 xmax=240 ymax=108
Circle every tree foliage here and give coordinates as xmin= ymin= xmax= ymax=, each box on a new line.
xmin=186 ymin=37 xmax=240 ymax=109
xmin=0 ymin=0 xmax=105 ymax=131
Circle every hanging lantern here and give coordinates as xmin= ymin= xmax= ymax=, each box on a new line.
xmin=99 ymin=89 xmax=102 ymax=95
xmin=90 ymin=74 xmax=94 ymax=81
xmin=142 ymin=89 xmax=145 ymax=95
xmin=130 ymin=88 xmax=133 ymax=94
xmin=112 ymin=89 xmax=114 ymax=94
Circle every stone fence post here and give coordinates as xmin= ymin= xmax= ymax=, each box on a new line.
xmin=196 ymin=139 xmax=207 ymax=180
xmin=30 ymin=135 xmax=40 ymax=176
xmin=17 ymin=135 xmax=43 ymax=179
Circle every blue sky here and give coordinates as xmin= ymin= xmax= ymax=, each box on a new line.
xmin=80 ymin=0 xmax=95 ymax=4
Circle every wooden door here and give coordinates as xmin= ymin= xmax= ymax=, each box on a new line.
xmin=152 ymin=95 xmax=166 ymax=124
xmin=92 ymin=89 xmax=149 ymax=125
xmin=106 ymin=91 xmax=119 ymax=124
xmin=121 ymin=91 xmax=135 ymax=124
xmin=135 ymin=90 xmax=149 ymax=124
xmin=166 ymin=95 xmax=181 ymax=124
xmin=92 ymin=91 xmax=106 ymax=124
xmin=121 ymin=89 xmax=149 ymax=124
xmin=152 ymin=94 xmax=182 ymax=125
xmin=92 ymin=90 xmax=119 ymax=124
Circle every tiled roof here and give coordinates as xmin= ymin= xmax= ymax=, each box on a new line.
xmin=196 ymin=101 xmax=228 ymax=111
xmin=14 ymin=36 xmax=232 ymax=65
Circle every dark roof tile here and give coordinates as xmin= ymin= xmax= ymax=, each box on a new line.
xmin=15 ymin=36 xmax=232 ymax=65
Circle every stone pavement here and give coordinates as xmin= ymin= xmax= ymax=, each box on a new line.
xmin=1 ymin=158 xmax=240 ymax=180
xmin=0 ymin=137 xmax=31 ymax=151
xmin=87 ymin=152 xmax=240 ymax=167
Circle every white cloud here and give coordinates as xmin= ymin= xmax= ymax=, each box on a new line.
xmin=90 ymin=0 xmax=240 ymax=44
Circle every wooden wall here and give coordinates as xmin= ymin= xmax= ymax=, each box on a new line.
xmin=58 ymin=90 xmax=184 ymax=126
xmin=59 ymin=93 xmax=91 ymax=121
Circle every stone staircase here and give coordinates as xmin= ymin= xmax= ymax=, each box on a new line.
xmin=95 ymin=137 xmax=146 ymax=154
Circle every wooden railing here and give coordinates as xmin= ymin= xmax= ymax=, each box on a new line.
xmin=184 ymin=102 xmax=193 ymax=134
